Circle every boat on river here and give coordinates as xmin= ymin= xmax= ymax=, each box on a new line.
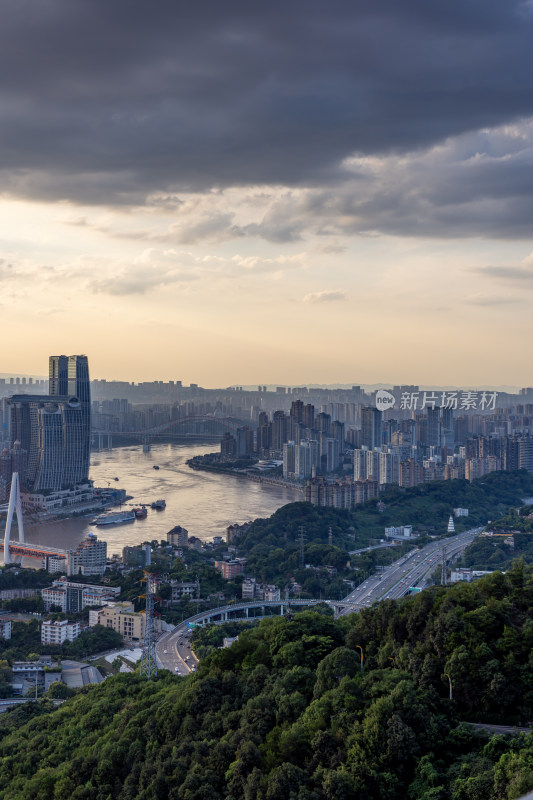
xmin=151 ymin=499 xmax=166 ymax=510
xmin=94 ymin=510 xmax=135 ymax=526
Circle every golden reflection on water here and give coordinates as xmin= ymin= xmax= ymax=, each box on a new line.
xmin=24 ymin=443 xmax=298 ymax=555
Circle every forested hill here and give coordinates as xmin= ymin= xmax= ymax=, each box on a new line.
xmin=3 ymin=565 xmax=533 ymax=799
xmin=237 ymin=470 xmax=533 ymax=553
xmin=231 ymin=470 xmax=533 ymax=591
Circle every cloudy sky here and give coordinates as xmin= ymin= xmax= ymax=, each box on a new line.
xmin=2 ymin=0 xmax=533 ymax=386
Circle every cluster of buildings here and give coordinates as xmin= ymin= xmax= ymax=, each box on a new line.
xmin=241 ymin=577 xmax=280 ymax=602
xmin=1 ymin=355 xmax=91 ymax=500
xmin=39 ymin=578 xmax=155 ymax=645
xmin=214 ymin=559 xmax=247 ymax=579
xmin=293 ymin=401 xmax=533 ymax=508
xmin=41 ymin=578 xmax=120 ymax=612
xmin=18 ymin=533 xmax=110 ymax=577
xmin=10 ymin=655 xmax=103 ymax=695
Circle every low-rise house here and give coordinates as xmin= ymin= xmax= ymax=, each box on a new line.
xmin=41 ymin=619 xmax=80 ymax=645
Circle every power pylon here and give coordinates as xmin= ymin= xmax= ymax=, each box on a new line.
xmin=441 ymin=545 xmax=447 ymax=586
xmin=139 ymin=571 xmax=158 ymax=678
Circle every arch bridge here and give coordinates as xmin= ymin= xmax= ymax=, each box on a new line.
xmin=92 ymin=415 xmax=247 ymax=447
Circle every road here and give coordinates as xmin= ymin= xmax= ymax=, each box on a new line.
xmin=0 ymin=698 xmax=65 ymax=713
xmin=341 ymin=528 xmax=481 ymax=612
xmin=465 ymin=722 xmax=532 ymax=735
xmin=155 ymin=527 xmax=481 ymax=669
xmin=155 ymin=625 xmax=199 ymax=675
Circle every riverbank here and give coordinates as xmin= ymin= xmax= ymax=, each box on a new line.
xmin=23 ymin=443 xmax=300 ymax=552
xmin=186 ymin=454 xmax=304 ymax=493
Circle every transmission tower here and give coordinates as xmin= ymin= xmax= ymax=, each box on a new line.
xmin=441 ymin=545 xmax=447 ymax=586
xmin=140 ymin=571 xmax=158 ymax=678
xmin=298 ymin=526 xmax=306 ymax=569
xmin=328 ymin=526 xmax=333 ymax=546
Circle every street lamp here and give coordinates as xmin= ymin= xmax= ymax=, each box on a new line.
xmin=444 ymin=672 xmax=453 ymax=700
xmin=355 ymin=645 xmax=364 ymax=671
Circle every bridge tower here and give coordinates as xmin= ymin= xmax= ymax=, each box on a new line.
xmin=139 ymin=572 xmax=158 ymax=678
xmin=2 ymin=472 xmax=24 ymax=566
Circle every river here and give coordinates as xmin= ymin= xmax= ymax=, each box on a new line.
xmin=23 ymin=443 xmax=299 ymax=556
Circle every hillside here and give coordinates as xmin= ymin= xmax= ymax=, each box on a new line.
xmin=231 ymin=470 xmax=533 ymax=594
xmin=2 ymin=565 xmax=533 ymax=799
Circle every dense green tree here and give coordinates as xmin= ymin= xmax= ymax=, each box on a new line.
xmin=2 ymin=566 xmax=533 ymax=798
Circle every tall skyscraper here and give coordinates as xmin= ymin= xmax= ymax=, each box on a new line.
xmin=272 ymin=410 xmax=288 ymax=452
xmin=301 ymin=403 xmax=315 ymax=430
xmin=361 ymin=407 xmax=382 ymax=450
xmin=49 ymin=355 xmax=69 ymax=396
xmin=9 ymin=355 xmax=91 ymax=492
xmin=426 ymin=406 xmax=441 ymax=448
xmin=61 ymin=355 xmax=91 ymax=484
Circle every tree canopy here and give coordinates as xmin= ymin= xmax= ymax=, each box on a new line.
xmin=2 ymin=565 xmax=533 ymax=799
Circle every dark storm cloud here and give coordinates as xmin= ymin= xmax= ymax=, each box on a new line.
xmin=1 ymin=0 xmax=533 ymax=207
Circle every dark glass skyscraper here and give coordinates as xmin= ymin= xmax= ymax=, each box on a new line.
xmin=361 ymin=406 xmax=382 ymax=449
xmin=49 ymin=355 xmax=69 ymax=396
xmin=66 ymin=355 xmax=91 ymax=482
xmin=9 ymin=355 xmax=91 ymax=492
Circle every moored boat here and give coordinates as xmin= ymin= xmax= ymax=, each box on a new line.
xmin=94 ymin=510 xmax=135 ymax=526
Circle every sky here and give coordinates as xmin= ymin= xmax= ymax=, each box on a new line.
xmin=1 ymin=0 xmax=533 ymax=387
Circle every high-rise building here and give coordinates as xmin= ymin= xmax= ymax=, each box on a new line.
xmin=290 ymin=400 xmax=304 ymax=423
xmin=66 ymin=355 xmax=91 ymax=483
xmin=49 ymin=355 xmax=69 ymax=396
xmin=353 ymin=448 xmax=367 ymax=481
xmin=302 ymin=403 xmax=315 ymax=429
xmin=379 ymin=449 xmax=397 ymax=485
xmin=272 ymin=410 xmax=289 ymax=452
xmin=426 ymin=407 xmax=442 ymax=448
xmin=331 ymin=420 xmax=345 ymax=454
xmin=361 ymin=407 xmax=382 ymax=450
xmin=166 ymin=526 xmax=189 ymax=548
xmin=68 ymin=534 xmax=107 ymax=576
xmin=283 ymin=440 xmax=296 ymax=479
xmin=8 ymin=355 xmax=91 ymax=493
xmin=441 ymin=408 xmax=454 ymax=447
xmin=325 ymin=438 xmax=341 ymax=472
xmin=294 ymin=439 xmax=320 ymax=480
xmin=235 ymin=426 xmax=254 ymax=456
xmin=316 ymin=412 xmax=331 ymax=436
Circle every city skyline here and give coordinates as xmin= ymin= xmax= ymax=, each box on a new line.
xmin=1 ymin=2 xmax=533 ymax=384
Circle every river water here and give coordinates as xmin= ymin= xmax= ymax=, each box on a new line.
xmin=24 ymin=443 xmax=299 ymax=556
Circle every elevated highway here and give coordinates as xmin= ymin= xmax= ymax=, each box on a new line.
xmin=341 ymin=528 xmax=481 ymax=612
xmin=157 ymin=528 xmax=481 ymax=673
xmin=156 ymin=598 xmax=360 ymax=673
